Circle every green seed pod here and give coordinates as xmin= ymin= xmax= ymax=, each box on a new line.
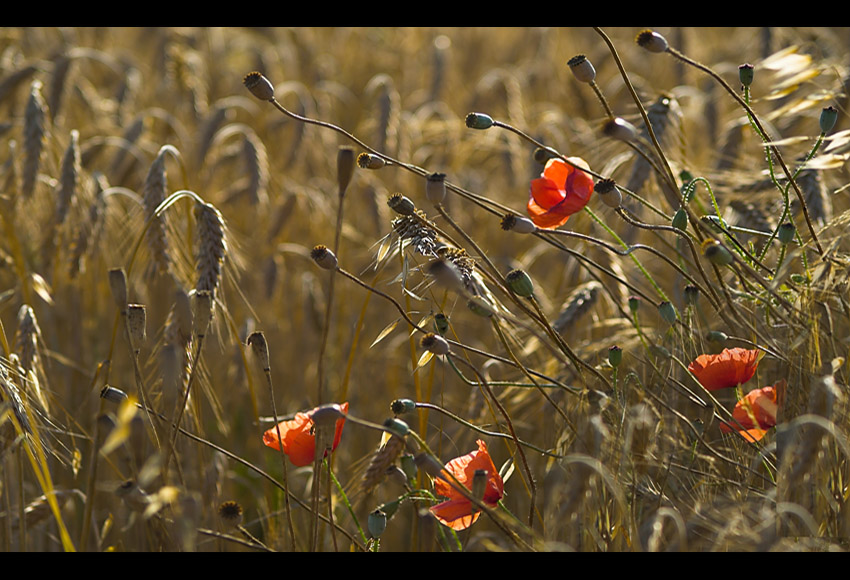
xmin=778 ymin=222 xmax=796 ymax=244
xmin=738 ymin=63 xmax=754 ymax=88
xmin=820 ymin=106 xmax=838 ymax=134
xmin=703 ymin=240 xmax=733 ymax=266
xmin=434 ymin=312 xmax=449 ymax=335
xmin=506 ymin=268 xmax=534 ymax=298
xmin=465 ymin=112 xmax=494 ymax=130
xmin=391 ymin=398 xmax=416 ymax=416
xmin=705 ymin=330 xmax=728 ymax=343
xmin=368 ymin=509 xmax=387 ymax=538
xmin=383 ymin=417 xmax=410 ymax=438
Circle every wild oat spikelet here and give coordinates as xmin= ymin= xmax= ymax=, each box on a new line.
xmin=142 ymin=150 xmax=172 ymax=278
xmin=194 ymin=201 xmax=227 ymax=299
xmin=360 ymin=434 xmax=407 ymax=495
xmin=22 ymin=79 xmax=48 ymax=199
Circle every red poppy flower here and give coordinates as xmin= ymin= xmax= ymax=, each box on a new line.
xmin=720 ymin=379 xmax=785 ymax=442
xmin=687 ymin=348 xmax=764 ymax=391
xmin=429 ymin=439 xmax=504 ymax=531
xmin=262 ymin=402 xmax=349 ymax=467
xmin=527 ymin=157 xmax=595 ymax=229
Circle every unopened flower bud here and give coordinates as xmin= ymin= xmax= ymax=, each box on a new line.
xmin=567 ymin=54 xmax=596 ymax=84
xmin=628 ymin=295 xmax=641 ymax=314
xmin=337 ymin=146 xmax=355 ymax=194
xmin=702 ymin=239 xmax=733 ymax=266
xmin=603 ymin=117 xmax=638 ymax=142
xmin=500 ymin=213 xmax=536 ymax=234
xmin=387 ymin=193 xmax=416 ymax=216
xmin=311 ymin=244 xmax=338 ymax=270
xmin=635 ymin=29 xmax=669 ymax=53
xmin=465 ymin=112 xmax=494 ymax=130
xmin=357 ymin=152 xmax=387 ymax=169
xmin=595 ymin=178 xmax=622 ymax=208
xmin=608 ymin=345 xmax=623 ymax=368
xmin=738 ymin=63 xmax=754 ymax=88
xmin=706 ymin=330 xmax=728 ymax=344
xmin=672 ymin=208 xmax=689 ymax=230
xmin=243 ymin=71 xmax=275 ymax=101
xmin=420 ymin=332 xmax=450 ymax=356
xmin=820 ymin=105 xmax=838 ymax=134
xmin=426 ymin=172 xmax=447 ymax=205
xmin=506 ymin=268 xmax=534 ymax=298
xmin=658 ymin=301 xmax=678 ymax=325
xmin=778 ymin=222 xmax=796 ymax=244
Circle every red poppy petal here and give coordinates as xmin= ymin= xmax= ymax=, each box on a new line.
xmin=688 ymin=348 xmax=762 ymax=391
xmin=530 ymin=176 xmax=564 ymax=209
xmin=527 ymin=197 xmax=573 ymax=229
xmin=430 ymin=498 xmax=480 ymax=531
xmin=542 ymin=157 xmax=572 ymax=184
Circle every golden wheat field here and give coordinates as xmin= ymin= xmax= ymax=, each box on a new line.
xmin=1 ymin=26 xmax=850 ymax=552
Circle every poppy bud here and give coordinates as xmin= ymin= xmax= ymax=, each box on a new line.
xmin=357 ymin=152 xmax=387 ymax=169
xmin=628 ymin=295 xmax=640 ymax=314
xmin=820 ymin=105 xmax=838 ymax=134
xmin=506 ymin=268 xmax=535 ymax=298
xmin=672 ymin=208 xmax=689 ymax=230
xmin=533 ymin=147 xmax=555 ymax=164
xmin=465 ymin=112 xmax=494 ymax=130
xmin=705 ymin=330 xmax=728 ymax=343
xmin=595 ymin=178 xmax=622 ymax=208
xmin=383 ymin=417 xmax=410 ymax=438
xmin=100 ymin=385 xmax=129 ymax=404
xmin=635 ymin=29 xmax=669 ymax=53
xmin=337 ymin=146 xmax=355 ymax=194
xmin=684 ymin=284 xmax=699 ymax=305
xmin=467 ymin=296 xmax=494 ymax=318
xmin=738 ymin=64 xmax=754 ymax=88
xmin=420 ymin=332 xmax=450 ymax=355
xmin=108 ymin=267 xmax=128 ymax=311
xmin=243 ymin=71 xmax=275 ymax=101
xmin=659 ymin=301 xmax=678 ymax=325
xmin=567 ymin=54 xmax=596 ymax=84
xmin=387 ymin=193 xmax=416 ymax=216
xmin=391 ymin=398 xmax=416 ymax=415
xmin=426 ymin=172 xmax=447 ymax=205
xmin=608 ymin=345 xmax=623 ymax=368
xmin=218 ymin=501 xmax=244 ymax=529
xmin=311 ymin=244 xmax=338 ymax=270
xmin=127 ymin=304 xmax=146 ymax=345
xmin=500 ymin=213 xmax=537 ymax=234
xmin=702 ymin=239 xmax=733 ymax=266
xmin=368 ymin=509 xmax=387 ymax=538
xmin=778 ymin=222 xmax=796 ymax=244
xmin=603 ymin=117 xmax=638 ymax=142
xmin=247 ymin=331 xmax=271 ymax=371
xmin=434 ymin=312 xmax=449 ymax=335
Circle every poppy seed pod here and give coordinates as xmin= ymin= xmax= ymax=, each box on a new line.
xmin=567 ymin=54 xmax=596 ymax=84
xmin=820 ymin=105 xmax=838 ymax=134
xmin=635 ymin=29 xmax=669 ymax=53
xmin=243 ymin=71 xmax=275 ymax=101
xmin=603 ymin=117 xmax=638 ymax=142
xmin=100 ymin=385 xmax=129 ymax=404
xmin=500 ymin=213 xmax=537 ymax=234
xmin=421 ymin=332 xmax=450 ymax=356
xmin=310 ymin=403 xmax=346 ymax=429
xmin=703 ymin=239 xmax=733 ymax=266
xmin=595 ymin=178 xmax=622 ymax=208
xmin=391 ymin=398 xmax=417 ymax=416
xmin=387 ymin=193 xmax=416 ymax=216
xmin=127 ymin=304 xmax=146 ymax=345
xmin=247 ymin=331 xmax=270 ymax=371
xmin=368 ymin=509 xmax=387 ymax=538
xmin=311 ymin=244 xmax=338 ymax=270
xmin=218 ymin=501 xmax=244 ymax=529
xmin=357 ymin=152 xmax=387 ymax=169
xmin=465 ymin=112 xmax=494 ymax=130
xmin=426 ymin=172 xmax=447 ymax=204
xmin=434 ymin=312 xmax=449 ymax=335
xmin=383 ymin=417 xmax=410 ymax=438
xmin=506 ymin=268 xmax=535 ymax=298
xmin=738 ymin=63 xmax=754 ymax=88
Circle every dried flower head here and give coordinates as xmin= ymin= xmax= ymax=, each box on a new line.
xmin=567 ymin=54 xmax=596 ymax=84
xmin=218 ymin=501 xmax=243 ymax=529
xmin=243 ymin=71 xmax=275 ymax=101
